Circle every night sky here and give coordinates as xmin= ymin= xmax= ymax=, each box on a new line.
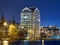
xmin=0 ymin=0 xmax=60 ymax=26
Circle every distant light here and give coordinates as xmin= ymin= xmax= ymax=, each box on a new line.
xmin=18 ymin=26 xmax=21 ymax=28
xmin=21 ymin=26 xmax=24 ymax=28
xmin=42 ymin=30 xmax=44 ymax=32
xmin=26 ymin=36 xmax=30 ymax=39
xmin=45 ymin=31 xmax=48 ymax=33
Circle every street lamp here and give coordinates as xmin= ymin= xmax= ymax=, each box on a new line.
xmin=3 ymin=22 xmax=8 ymax=26
xmin=3 ymin=22 xmax=8 ymax=38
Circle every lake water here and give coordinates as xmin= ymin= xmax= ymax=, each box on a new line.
xmin=9 ymin=40 xmax=41 ymax=45
xmin=1 ymin=40 xmax=60 ymax=45
xmin=1 ymin=40 xmax=41 ymax=45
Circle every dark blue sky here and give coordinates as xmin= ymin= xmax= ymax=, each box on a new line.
xmin=0 ymin=0 xmax=60 ymax=26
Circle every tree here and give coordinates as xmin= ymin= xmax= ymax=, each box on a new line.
xmin=8 ymin=24 xmax=19 ymax=40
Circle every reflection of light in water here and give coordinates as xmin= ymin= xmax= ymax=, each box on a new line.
xmin=3 ymin=40 xmax=8 ymax=45
xmin=24 ymin=40 xmax=29 ymax=45
xmin=42 ymin=40 xmax=44 ymax=45
xmin=0 ymin=41 xmax=1 ymax=45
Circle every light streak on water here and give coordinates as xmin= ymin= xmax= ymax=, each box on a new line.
xmin=42 ymin=40 xmax=44 ymax=45
xmin=3 ymin=40 xmax=9 ymax=45
xmin=24 ymin=40 xmax=29 ymax=45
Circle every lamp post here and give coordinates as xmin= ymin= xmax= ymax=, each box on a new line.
xmin=3 ymin=22 xmax=8 ymax=38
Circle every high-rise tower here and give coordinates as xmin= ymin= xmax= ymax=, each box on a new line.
xmin=20 ymin=7 xmax=40 ymax=38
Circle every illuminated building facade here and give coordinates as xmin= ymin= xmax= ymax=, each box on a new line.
xmin=20 ymin=7 xmax=40 ymax=38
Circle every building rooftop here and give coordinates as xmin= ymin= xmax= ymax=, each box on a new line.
xmin=29 ymin=7 xmax=36 ymax=11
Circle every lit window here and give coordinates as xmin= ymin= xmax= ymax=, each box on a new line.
xmin=24 ymin=16 xmax=28 ymax=18
xmin=38 ymin=19 xmax=40 ymax=21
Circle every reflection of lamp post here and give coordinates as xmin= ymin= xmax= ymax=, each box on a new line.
xmin=42 ymin=40 xmax=44 ymax=45
xmin=40 ymin=29 xmax=45 ymax=45
xmin=3 ymin=40 xmax=9 ymax=45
